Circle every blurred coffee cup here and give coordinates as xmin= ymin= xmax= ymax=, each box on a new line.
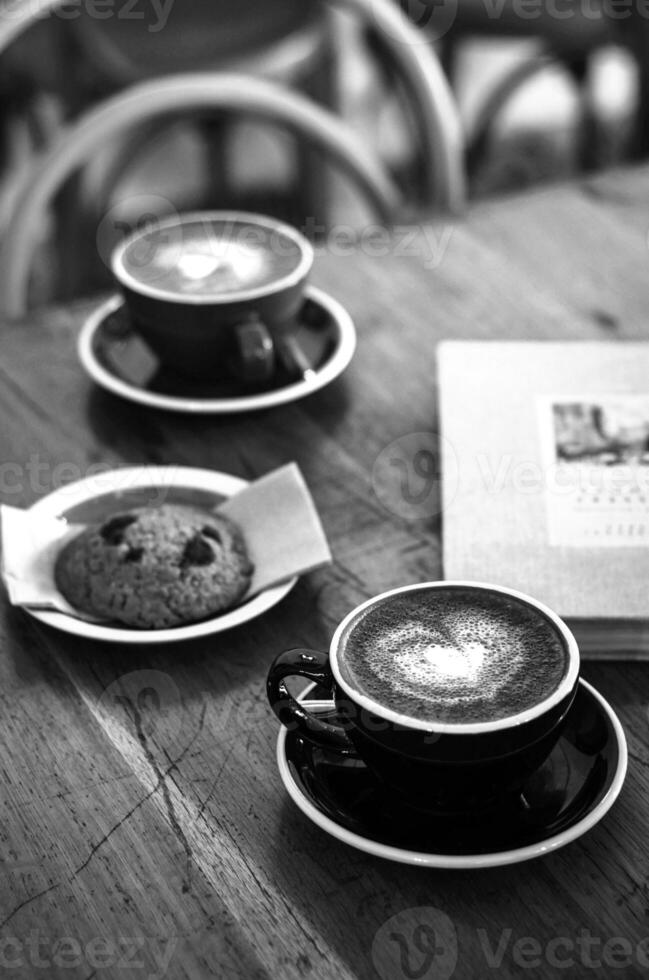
xmin=111 ymin=211 xmax=313 ymax=384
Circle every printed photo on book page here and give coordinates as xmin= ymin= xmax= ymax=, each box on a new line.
xmin=538 ymin=395 xmax=649 ymax=547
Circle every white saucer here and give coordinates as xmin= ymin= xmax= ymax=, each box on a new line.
xmin=78 ymin=286 xmax=356 ymax=414
xmin=276 ymin=679 xmax=627 ymax=869
xmin=26 ymin=466 xmax=296 ymax=643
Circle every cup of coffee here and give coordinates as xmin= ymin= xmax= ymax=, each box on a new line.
xmin=111 ymin=211 xmax=313 ymax=383
xmin=267 ymin=582 xmax=580 ymax=812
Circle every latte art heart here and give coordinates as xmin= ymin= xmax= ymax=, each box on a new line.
xmin=338 ymin=588 xmax=569 ymax=725
xmin=397 ymin=634 xmax=487 ymax=684
xmin=120 ymin=218 xmax=304 ymax=296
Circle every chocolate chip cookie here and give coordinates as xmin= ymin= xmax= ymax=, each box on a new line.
xmin=55 ymin=504 xmax=253 ymax=628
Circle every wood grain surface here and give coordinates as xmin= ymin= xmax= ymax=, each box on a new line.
xmin=1 ymin=168 xmax=649 ymax=979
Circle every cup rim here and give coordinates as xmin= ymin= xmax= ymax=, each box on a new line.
xmin=329 ymin=581 xmax=580 ymax=735
xmin=111 ymin=210 xmax=314 ymax=307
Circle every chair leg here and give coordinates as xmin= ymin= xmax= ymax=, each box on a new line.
xmin=200 ymin=116 xmax=233 ymax=208
xmin=633 ymin=69 xmax=649 ymax=158
xmin=438 ymin=37 xmax=459 ymax=87
xmin=52 ymin=175 xmax=93 ymax=301
xmin=362 ymin=22 xmax=426 ymax=206
xmin=294 ymin=26 xmax=338 ymax=231
xmin=626 ymin=24 xmax=649 ymax=159
xmin=566 ymin=54 xmax=601 ymax=173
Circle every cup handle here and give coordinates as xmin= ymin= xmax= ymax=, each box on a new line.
xmin=266 ymin=648 xmax=354 ymax=753
xmin=274 ymin=333 xmax=315 ymax=380
xmin=233 ymin=317 xmax=275 ymax=384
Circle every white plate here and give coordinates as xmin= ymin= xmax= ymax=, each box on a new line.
xmin=276 ymin=679 xmax=627 ymax=869
xmin=26 ymin=466 xmax=296 ymax=643
xmin=78 ymin=286 xmax=356 ymax=414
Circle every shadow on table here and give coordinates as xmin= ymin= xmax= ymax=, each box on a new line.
xmin=82 ymin=369 xmax=353 ymax=469
xmin=267 ymin=794 xmax=602 ymax=980
xmin=0 ymin=575 xmax=334 ymax=767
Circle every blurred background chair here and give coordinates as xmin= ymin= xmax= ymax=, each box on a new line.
xmin=4 ymin=0 xmax=649 ymax=215
xmin=60 ymin=0 xmax=338 ymax=223
xmin=0 ymin=0 xmax=461 ymax=205
xmin=0 ymin=0 xmax=334 ymax=128
xmin=422 ymin=0 xmax=649 ymax=191
xmin=0 ymin=70 xmax=463 ymax=314
xmin=0 ymin=0 xmax=463 ymax=303
xmin=0 ymin=0 xmax=337 ymax=249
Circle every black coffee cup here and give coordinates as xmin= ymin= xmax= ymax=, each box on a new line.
xmin=111 ymin=211 xmax=313 ymax=383
xmin=267 ymin=582 xmax=580 ymax=813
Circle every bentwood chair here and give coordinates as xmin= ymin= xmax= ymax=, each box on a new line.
xmin=0 ymin=70 xmax=462 ymax=315
xmin=0 ymin=0 xmax=336 ymax=222
xmin=0 ymin=0 xmax=461 ymax=201
xmin=59 ymin=0 xmax=337 ymax=225
xmin=430 ymin=0 xmax=649 ymax=175
xmin=0 ymin=1 xmax=334 ymax=121
xmin=0 ymin=0 xmax=463 ymax=300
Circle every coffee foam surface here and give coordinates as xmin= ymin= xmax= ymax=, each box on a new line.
xmin=123 ymin=222 xmax=301 ymax=293
xmin=338 ymin=588 xmax=568 ymax=725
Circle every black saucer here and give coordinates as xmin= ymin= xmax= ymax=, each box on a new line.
xmin=78 ymin=286 xmax=356 ymax=414
xmin=277 ymin=679 xmax=627 ymax=868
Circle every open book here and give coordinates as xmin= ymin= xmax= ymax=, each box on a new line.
xmin=438 ymin=341 xmax=649 ymax=659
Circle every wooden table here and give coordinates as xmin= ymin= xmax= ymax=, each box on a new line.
xmin=1 ymin=169 xmax=649 ymax=980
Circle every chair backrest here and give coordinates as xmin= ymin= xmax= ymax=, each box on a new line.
xmin=339 ymin=0 xmax=464 ymax=214
xmin=0 ymin=72 xmax=404 ymax=316
xmin=69 ymin=0 xmax=326 ymax=84
xmin=467 ymin=55 xmax=557 ymax=176
xmin=0 ymin=0 xmax=465 ymax=213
